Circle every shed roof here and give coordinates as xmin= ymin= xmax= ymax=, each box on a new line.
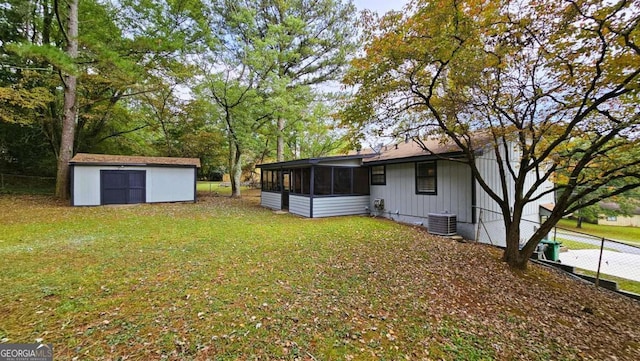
xmin=70 ymin=153 xmax=201 ymax=168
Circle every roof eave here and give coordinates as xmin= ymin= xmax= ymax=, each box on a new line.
xmin=70 ymin=161 xmax=200 ymax=168
xmin=256 ymin=154 xmax=374 ymax=169
xmin=364 ymin=151 xmax=467 ymax=166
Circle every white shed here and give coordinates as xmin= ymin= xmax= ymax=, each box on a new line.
xmin=69 ymin=153 xmax=201 ymax=206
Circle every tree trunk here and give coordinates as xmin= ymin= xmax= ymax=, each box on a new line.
xmin=42 ymin=0 xmax=53 ymax=45
xmin=576 ymin=216 xmax=583 ymax=228
xmin=277 ymin=117 xmax=285 ymax=162
xmin=502 ymin=223 xmax=529 ymax=270
xmin=54 ymin=0 xmax=78 ymax=200
xmin=229 ymin=136 xmax=242 ymax=198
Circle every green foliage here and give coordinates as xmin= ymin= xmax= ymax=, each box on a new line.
xmin=7 ymin=43 xmax=78 ymax=75
xmin=289 ymin=100 xmax=351 ymax=158
xmin=342 ymin=0 xmax=640 ymax=269
xmin=204 ymin=0 xmax=357 ymax=163
xmin=0 ymin=0 xmax=227 ymax=181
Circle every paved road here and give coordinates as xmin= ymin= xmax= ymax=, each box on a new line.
xmin=553 ymin=230 xmax=640 ymax=255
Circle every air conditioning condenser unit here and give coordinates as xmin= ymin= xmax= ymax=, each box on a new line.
xmin=428 ymin=213 xmax=457 ymax=236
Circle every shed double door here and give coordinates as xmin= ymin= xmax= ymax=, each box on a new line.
xmin=100 ymin=170 xmax=146 ymax=205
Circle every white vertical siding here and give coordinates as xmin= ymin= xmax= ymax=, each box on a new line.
xmin=369 ymin=160 xmax=474 ymax=238
xmin=313 ymin=196 xmax=370 ymax=217
xmin=72 ymin=166 xmax=102 ymax=206
xmin=146 ymin=167 xmax=195 ymax=203
xmin=72 ymin=165 xmax=196 ymax=206
xmin=261 ymin=192 xmax=282 ymax=210
xmin=289 ymin=195 xmax=310 ymax=217
xmin=474 ymin=141 xmax=556 ymax=247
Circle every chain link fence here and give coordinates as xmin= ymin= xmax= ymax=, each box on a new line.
xmin=0 ymin=173 xmax=55 ymax=194
xmin=549 ymin=228 xmax=640 ymax=296
xmin=476 ymin=207 xmax=640 ymax=297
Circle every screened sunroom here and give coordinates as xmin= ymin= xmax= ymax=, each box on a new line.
xmin=257 ymin=155 xmax=372 ymax=218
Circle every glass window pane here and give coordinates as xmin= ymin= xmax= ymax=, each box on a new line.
xmin=416 ymin=162 xmax=436 ymax=194
xmin=417 ymin=177 xmax=435 ymax=193
xmin=371 ymin=165 xmax=385 ymax=185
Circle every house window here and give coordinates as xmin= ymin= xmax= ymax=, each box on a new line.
xmin=371 ymin=165 xmax=386 ymax=185
xmin=606 ymin=216 xmax=617 ymax=221
xmin=416 ymin=161 xmax=437 ymax=194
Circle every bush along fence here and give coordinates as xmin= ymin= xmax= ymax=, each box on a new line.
xmin=475 ymin=207 xmax=640 ymax=299
xmin=0 ymin=173 xmax=55 ymax=194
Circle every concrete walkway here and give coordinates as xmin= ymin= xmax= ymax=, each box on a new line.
xmin=559 ymin=249 xmax=640 ymax=282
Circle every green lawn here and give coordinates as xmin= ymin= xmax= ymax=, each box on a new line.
xmin=557 ymin=219 xmax=640 ymax=245
xmin=1 ymin=193 xmax=639 ymax=360
xmin=574 ymin=269 xmax=640 ymax=295
xmin=556 ymin=238 xmax=617 ymax=252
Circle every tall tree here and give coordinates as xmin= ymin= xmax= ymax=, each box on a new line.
xmin=343 ymin=0 xmax=640 ymax=269
xmin=214 ymin=0 xmax=357 ymax=162
xmin=55 ymin=0 xmax=78 ymax=199
xmin=2 ymin=0 xmax=211 ymax=198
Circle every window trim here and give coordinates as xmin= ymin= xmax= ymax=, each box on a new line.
xmin=415 ymin=161 xmax=437 ymax=195
xmin=370 ymin=165 xmax=386 ymax=185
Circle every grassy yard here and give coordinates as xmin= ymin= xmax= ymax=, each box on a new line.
xmin=557 ymin=219 xmax=640 ymax=245
xmin=1 ymin=193 xmax=640 ymax=360
xmin=573 ymin=269 xmax=640 ymax=295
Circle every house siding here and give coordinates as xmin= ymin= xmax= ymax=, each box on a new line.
xmin=289 ymin=195 xmax=311 ymax=217
xmin=261 ymin=191 xmax=282 ymax=210
xmin=370 ymin=160 xmax=474 ymax=238
xmin=313 ymin=196 xmax=370 ymax=217
xmin=316 ymin=159 xmax=362 ymax=167
xmin=598 ymin=214 xmax=640 ymax=227
xmin=72 ymin=165 xmax=196 ymax=206
xmin=474 ymin=142 xmax=555 ymax=247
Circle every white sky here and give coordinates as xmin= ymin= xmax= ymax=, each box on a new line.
xmin=353 ymin=0 xmax=409 ymax=14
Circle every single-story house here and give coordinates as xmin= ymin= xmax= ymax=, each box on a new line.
xmin=598 ymin=202 xmax=640 ymax=227
xmin=257 ymin=138 xmax=555 ymax=247
xmin=70 ymin=153 xmax=201 ymax=206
